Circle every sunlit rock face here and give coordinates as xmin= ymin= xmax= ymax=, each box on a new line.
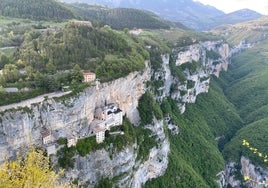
xmin=156 ymin=41 xmax=231 ymax=113
xmin=0 ymin=40 xmax=232 ymax=187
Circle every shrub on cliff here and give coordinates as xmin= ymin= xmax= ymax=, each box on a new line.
xmin=0 ymin=148 xmax=70 ymax=187
xmin=137 ymin=91 xmax=163 ymax=125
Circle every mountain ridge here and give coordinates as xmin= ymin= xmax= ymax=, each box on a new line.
xmin=0 ymin=0 xmax=174 ymax=30
xmin=60 ymin=0 xmax=263 ymax=30
xmin=1 ymin=1 xmax=268 ymax=187
xmin=67 ymin=4 xmax=172 ymax=29
xmin=61 ymin=0 xmax=224 ymax=30
xmin=211 ymin=8 xmax=263 ymax=27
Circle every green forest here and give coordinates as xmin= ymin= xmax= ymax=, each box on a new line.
xmin=0 ymin=20 xmax=150 ymax=105
xmin=0 ymin=0 xmax=171 ymax=30
xmin=144 ymin=79 xmax=243 ymax=188
xmin=1 ymin=0 xmax=268 ymax=187
xmin=0 ymin=0 xmax=74 ymax=21
xmin=17 ymin=22 xmax=148 ymax=80
xmin=221 ymin=40 xmax=268 ymax=166
xmin=69 ymin=3 xmax=171 ymax=30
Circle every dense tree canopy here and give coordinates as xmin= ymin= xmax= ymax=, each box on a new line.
xmin=0 ymin=0 xmax=74 ymax=21
xmin=17 ymin=22 xmax=148 ymax=82
xmin=222 ymin=40 xmax=268 ymax=166
xmin=69 ymin=4 xmax=171 ymax=30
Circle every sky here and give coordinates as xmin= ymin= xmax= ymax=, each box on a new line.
xmin=194 ymin=0 xmax=268 ymax=15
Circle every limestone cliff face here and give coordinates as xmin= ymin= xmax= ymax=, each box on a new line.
xmin=157 ymin=40 xmax=230 ymax=113
xmin=64 ymin=119 xmax=170 ymax=188
xmin=0 ymin=40 xmax=231 ymax=187
xmin=221 ymin=162 xmax=241 ymax=188
xmin=240 ymin=156 xmax=268 ymax=188
xmin=0 ymin=64 xmax=150 ymax=163
xmin=223 ymin=157 xmax=268 ymax=188
xmin=0 ymin=61 xmax=170 ymax=188
xmin=65 ymin=146 xmax=136 ymax=187
xmin=131 ymin=119 xmax=170 ymax=188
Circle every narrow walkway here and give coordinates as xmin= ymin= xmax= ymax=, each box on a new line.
xmin=0 ymin=46 xmax=18 ymax=50
xmin=109 ymin=131 xmax=124 ymax=136
xmin=0 ymin=91 xmax=72 ymax=112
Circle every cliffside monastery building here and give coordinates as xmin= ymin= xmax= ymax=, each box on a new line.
xmin=90 ymin=103 xmax=123 ymax=143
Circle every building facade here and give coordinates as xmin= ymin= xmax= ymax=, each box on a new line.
xmin=83 ymin=72 xmax=96 ymax=83
xmin=91 ymin=103 xmax=123 ymax=143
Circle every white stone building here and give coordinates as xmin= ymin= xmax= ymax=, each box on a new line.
xmin=91 ymin=103 xmax=123 ymax=143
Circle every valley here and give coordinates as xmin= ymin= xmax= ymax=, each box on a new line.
xmin=1 ymin=0 xmax=268 ymax=188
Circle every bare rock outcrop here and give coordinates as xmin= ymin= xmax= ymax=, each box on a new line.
xmin=223 ymin=157 xmax=268 ymax=188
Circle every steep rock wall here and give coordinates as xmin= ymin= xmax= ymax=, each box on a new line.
xmin=65 ymin=119 xmax=170 ymax=188
xmin=223 ymin=157 xmax=268 ymax=188
xmin=158 ymin=41 xmax=230 ymax=113
xmin=131 ymin=119 xmax=170 ymax=188
xmin=0 ymin=64 xmax=150 ymax=163
xmin=0 ymin=40 xmax=232 ymax=187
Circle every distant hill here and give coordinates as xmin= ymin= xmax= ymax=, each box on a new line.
xmin=68 ymin=3 xmax=172 ymax=30
xmin=0 ymin=0 xmax=174 ymax=30
xmin=211 ymin=16 xmax=268 ymax=45
xmin=212 ymin=9 xmax=263 ymax=27
xmin=61 ymin=0 xmax=264 ymax=31
xmin=61 ymin=0 xmax=225 ymax=30
xmin=0 ymin=0 xmax=74 ymax=21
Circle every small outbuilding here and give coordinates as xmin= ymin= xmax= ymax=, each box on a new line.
xmin=83 ymin=72 xmax=96 ymax=83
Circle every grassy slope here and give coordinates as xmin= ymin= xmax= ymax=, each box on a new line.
xmin=211 ymin=16 xmax=268 ymax=46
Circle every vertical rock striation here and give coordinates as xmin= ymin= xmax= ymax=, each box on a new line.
xmin=0 ymin=40 xmax=232 ymax=187
xmin=0 ymin=64 xmax=150 ymax=164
